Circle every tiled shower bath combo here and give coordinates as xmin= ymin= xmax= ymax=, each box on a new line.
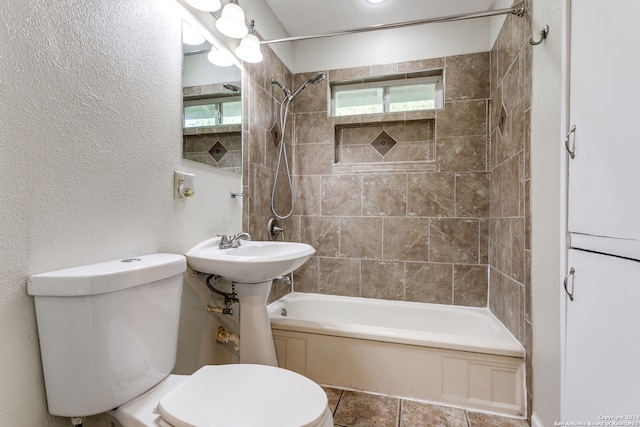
xmin=242 ymin=4 xmax=532 ymax=421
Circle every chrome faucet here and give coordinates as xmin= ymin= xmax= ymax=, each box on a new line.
xmin=219 ymin=232 xmax=251 ymax=249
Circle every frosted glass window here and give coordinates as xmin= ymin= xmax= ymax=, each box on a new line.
xmin=332 ymin=75 xmax=441 ymax=117
xmin=221 ymin=100 xmax=241 ymax=124
xmin=335 ymin=88 xmax=384 ymax=116
xmin=389 ymin=83 xmax=436 ymax=112
xmin=184 ymin=98 xmax=241 ymax=127
xmin=184 ymin=104 xmax=218 ymax=128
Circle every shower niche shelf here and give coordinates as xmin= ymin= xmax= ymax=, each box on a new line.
xmin=333 ymin=117 xmax=436 ymax=173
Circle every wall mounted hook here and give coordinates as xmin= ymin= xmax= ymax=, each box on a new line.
xmin=529 ymin=25 xmax=549 ymax=45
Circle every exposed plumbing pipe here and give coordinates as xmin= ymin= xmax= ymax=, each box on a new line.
xmin=216 ymin=326 xmax=240 ymax=352
xmin=206 ymin=304 xmax=234 ymax=315
xmin=205 ymin=274 xmax=238 ymax=315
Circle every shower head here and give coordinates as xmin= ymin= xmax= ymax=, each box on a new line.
xmin=290 ymin=73 xmax=326 ymax=99
xmin=308 ymin=73 xmax=326 ymax=85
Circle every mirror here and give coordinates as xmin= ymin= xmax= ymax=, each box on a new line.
xmin=182 ymin=22 xmax=242 ymax=173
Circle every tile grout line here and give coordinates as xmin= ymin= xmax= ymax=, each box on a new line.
xmin=464 ymin=409 xmax=471 ymax=427
xmin=397 ymin=399 xmax=402 ymax=427
xmin=333 ymin=389 xmax=344 ymax=418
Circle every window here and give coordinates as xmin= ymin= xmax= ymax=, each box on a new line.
xmin=183 ymin=97 xmax=241 ymax=128
xmin=332 ymin=75 xmax=442 ymax=117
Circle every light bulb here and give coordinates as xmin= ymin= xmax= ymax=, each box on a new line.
xmin=207 ymin=48 xmax=234 ymax=67
xmin=235 ymin=33 xmax=263 ymax=63
xmin=216 ymin=3 xmax=248 ymax=39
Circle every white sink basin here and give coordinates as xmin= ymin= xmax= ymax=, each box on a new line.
xmin=186 ymin=237 xmax=315 ymax=283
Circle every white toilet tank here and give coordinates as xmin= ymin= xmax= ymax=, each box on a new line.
xmin=27 ymin=254 xmax=186 ymax=417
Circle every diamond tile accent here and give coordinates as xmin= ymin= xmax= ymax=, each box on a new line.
xmin=271 ymin=122 xmax=282 ymax=147
xmin=209 ymin=141 xmax=227 ymax=162
xmin=370 ymin=130 xmax=397 ymax=156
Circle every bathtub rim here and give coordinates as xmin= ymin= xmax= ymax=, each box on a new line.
xmin=268 ymin=293 xmax=524 ymax=358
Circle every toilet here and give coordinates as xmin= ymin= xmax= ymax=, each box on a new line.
xmin=27 ymin=253 xmax=333 ymax=427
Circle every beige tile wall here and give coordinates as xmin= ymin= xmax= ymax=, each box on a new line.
xmin=241 ymin=45 xmax=298 ymax=301
xmin=488 ymin=0 xmax=532 ymax=418
xmin=286 ymin=52 xmax=491 ymax=307
xmin=242 ymin=24 xmax=530 ymax=300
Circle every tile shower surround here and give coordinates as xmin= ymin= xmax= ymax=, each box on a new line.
xmin=286 ymin=53 xmax=492 ymax=309
xmin=488 ymin=0 xmax=533 ymax=418
xmin=243 ymin=5 xmax=532 ymax=418
xmin=243 ymin=50 xmax=528 ymax=313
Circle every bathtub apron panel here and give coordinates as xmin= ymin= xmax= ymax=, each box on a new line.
xmin=269 ymin=293 xmax=525 ymax=417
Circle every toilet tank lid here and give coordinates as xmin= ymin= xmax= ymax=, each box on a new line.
xmin=27 ymin=253 xmax=186 ymax=297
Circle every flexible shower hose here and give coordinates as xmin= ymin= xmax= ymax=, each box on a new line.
xmin=270 ymin=94 xmax=296 ymax=219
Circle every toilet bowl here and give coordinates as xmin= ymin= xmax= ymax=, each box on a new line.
xmin=112 ymin=365 xmax=333 ymax=427
xmin=27 ymin=254 xmax=333 ymax=427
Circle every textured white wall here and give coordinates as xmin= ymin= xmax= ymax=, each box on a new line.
xmin=0 ymin=0 xmax=241 ymax=424
xmin=291 ymin=18 xmax=493 ymax=73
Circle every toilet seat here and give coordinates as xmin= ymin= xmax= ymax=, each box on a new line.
xmin=156 ymin=364 xmax=330 ymax=427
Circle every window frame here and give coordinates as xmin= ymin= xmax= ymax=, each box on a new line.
xmin=331 ymin=75 xmax=443 ymax=117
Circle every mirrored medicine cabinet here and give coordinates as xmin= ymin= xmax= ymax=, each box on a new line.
xmin=182 ymin=22 xmax=242 ymax=173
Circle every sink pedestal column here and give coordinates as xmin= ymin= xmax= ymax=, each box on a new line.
xmin=234 ymin=280 xmax=278 ymax=366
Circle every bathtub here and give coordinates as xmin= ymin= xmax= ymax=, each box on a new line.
xmin=268 ymin=293 xmax=525 ymax=417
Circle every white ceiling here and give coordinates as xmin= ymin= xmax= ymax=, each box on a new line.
xmin=262 ymin=0 xmax=501 ymax=37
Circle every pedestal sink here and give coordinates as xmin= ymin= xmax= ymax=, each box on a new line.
xmin=185 ymin=237 xmax=315 ymax=366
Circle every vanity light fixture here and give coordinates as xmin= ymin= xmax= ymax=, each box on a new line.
xmin=207 ymin=46 xmax=234 ymax=67
xmin=215 ymin=0 xmax=248 ymax=39
xmin=235 ymin=20 xmax=263 ymax=63
xmin=366 ymin=0 xmax=386 ymax=3
xmin=185 ymin=0 xmax=221 ymax=12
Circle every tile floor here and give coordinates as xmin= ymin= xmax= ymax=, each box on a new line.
xmin=323 ymin=387 xmax=530 ymax=427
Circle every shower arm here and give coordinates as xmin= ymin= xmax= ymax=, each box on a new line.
xmin=271 ymin=78 xmax=292 ymax=98
xmin=261 ymin=1 xmax=525 ymax=45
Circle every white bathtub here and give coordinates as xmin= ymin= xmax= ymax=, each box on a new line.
xmin=268 ymin=293 xmax=525 ymax=417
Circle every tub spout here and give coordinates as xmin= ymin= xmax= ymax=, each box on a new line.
xmin=273 ymin=274 xmax=292 ymax=293
xmin=273 ymin=275 xmax=291 ymax=285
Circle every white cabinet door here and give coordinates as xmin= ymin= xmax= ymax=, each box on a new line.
xmin=564 ymin=249 xmax=640 ymax=421
xmin=568 ymin=1 xmax=640 ymax=243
